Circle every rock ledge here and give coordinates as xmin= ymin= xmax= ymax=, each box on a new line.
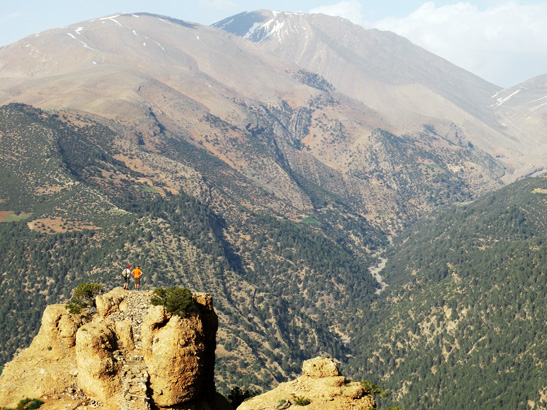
xmin=237 ymin=357 xmax=376 ymax=410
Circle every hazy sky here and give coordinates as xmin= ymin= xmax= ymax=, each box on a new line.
xmin=1 ymin=1 xmax=546 ymax=87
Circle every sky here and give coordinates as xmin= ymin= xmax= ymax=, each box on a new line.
xmin=1 ymin=1 xmax=546 ymax=88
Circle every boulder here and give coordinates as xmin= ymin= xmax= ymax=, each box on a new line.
xmin=142 ymin=311 xmax=206 ymax=406
xmin=302 ymin=356 xmax=341 ymax=378
xmin=96 ymin=288 xmax=126 ymax=317
xmin=140 ymin=304 xmax=168 ymax=356
xmin=115 ymin=319 xmax=134 ymax=351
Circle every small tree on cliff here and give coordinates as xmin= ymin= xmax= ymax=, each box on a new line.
xmin=150 ymin=287 xmax=196 ymax=318
xmin=66 ymin=283 xmax=103 ymax=314
xmin=0 ymin=397 xmax=44 ymax=410
xmin=360 ymin=380 xmax=388 ymax=398
xmin=227 ymin=386 xmax=260 ymax=408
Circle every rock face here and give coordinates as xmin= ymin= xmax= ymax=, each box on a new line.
xmin=141 ymin=295 xmax=218 ymax=407
xmin=301 ymin=356 xmax=341 ymax=378
xmin=76 ymin=321 xmax=123 ymax=408
xmin=237 ymin=357 xmax=377 ymax=410
xmin=0 ymin=288 xmax=229 ymax=410
xmin=0 ymin=304 xmax=84 ymax=405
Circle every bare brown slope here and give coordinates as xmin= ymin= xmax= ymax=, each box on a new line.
xmin=214 ymin=10 xmax=540 ymax=177
xmin=0 ymin=13 xmax=323 ymax=211
xmin=491 ymin=74 xmax=547 ymax=178
xmin=0 ymin=13 xmax=310 ymax=119
xmin=0 ymin=12 xmax=506 ymax=228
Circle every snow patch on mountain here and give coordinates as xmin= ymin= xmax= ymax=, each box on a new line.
xmin=66 ymin=33 xmax=97 ymax=51
xmin=214 ymin=11 xmax=304 ymax=43
xmin=243 ymin=22 xmax=262 ymax=40
xmin=491 ymin=89 xmax=521 ymax=107
xmin=153 ymin=41 xmax=165 ymax=51
xmin=243 ymin=14 xmax=303 ymax=42
xmin=100 ymin=15 xmax=123 ymax=27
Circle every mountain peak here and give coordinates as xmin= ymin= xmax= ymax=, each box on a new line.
xmin=213 ymin=10 xmax=309 ymax=43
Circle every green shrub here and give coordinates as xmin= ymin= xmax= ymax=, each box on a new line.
xmin=360 ymin=380 xmax=388 ymax=398
xmin=150 ymin=287 xmax=196 ymax=318
xmin=66 ymin=283 xmax=103 ymax=314
xmin=0 ymin=398 xmax=44 ymax=410
xmin=291 ymin=394 xmax=311 ymax=406
xmin=227 ymin=386 xmax=260 ymax=408
xmin=23 ymin=399 xmax=44 ymax=410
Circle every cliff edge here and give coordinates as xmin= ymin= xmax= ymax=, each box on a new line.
xmin=0 ymin=288 xmax=231 ymax=410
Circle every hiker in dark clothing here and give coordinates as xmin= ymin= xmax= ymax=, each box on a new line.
xmin=122 ymin=265 xmax=131 ymax=290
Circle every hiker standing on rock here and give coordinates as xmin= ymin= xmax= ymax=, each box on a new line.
xmin=122 ymin=265 xmax=132 ymax=290
xmin=132 ymin=265 xmax=143 ymax=290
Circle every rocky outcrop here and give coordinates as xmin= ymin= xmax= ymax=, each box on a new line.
xmin=0 ymin=289 xmax=382 ymax=410
xmin=141 ymin=294 xmax=218 ymax=407
xmin=0 ymin=304 xmax=84 ymax=405
xmin=0 ymin=288 xmax=229 ymax=410
xmin=301 ymin=356 xmax=341 ymax=378
xmin=76 ymin=321 xmax=123 ymax=408
xmin=237 ymin=357 xmax=377 ymax=410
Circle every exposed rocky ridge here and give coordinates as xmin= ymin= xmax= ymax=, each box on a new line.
xmin=0 ymin=288 xmax=230 ymax=410
xmin=237 ymin=357 xmax=376 ymax=410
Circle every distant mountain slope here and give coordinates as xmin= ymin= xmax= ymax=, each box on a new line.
xmin=0 ymin=13 xmax=507 ymax=230
xmin=347 ymin=175 xmax=547 ymax=410
xmin=214 ymin=10 xmax=544 ymax=178
xmin=214 ymin=10 xmax=498 ymax=119
xmin=491 ymin=74 xmax=547 ymax=178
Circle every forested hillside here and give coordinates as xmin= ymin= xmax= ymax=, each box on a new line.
xmin=347 ymin=176 xmax=547 ymax=410
xmin=0 ymin=103 xmax=385 ymax=392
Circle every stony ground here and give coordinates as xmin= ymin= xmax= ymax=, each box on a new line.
xmin=110 ymin=290 xmax=153 ymax=410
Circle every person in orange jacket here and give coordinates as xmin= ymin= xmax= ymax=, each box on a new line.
xmin=132 ymin=265 xmax=143 ymax=290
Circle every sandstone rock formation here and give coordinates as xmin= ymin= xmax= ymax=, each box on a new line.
xmin=0 ymin=304 xmax=84 ymax=406
xmin=141 ymin=301 xmax=217 ymax=407
xmin=76 ymin=321 xmax=123 ymax=408
xmin=237 ymin=357 xmax=377 ymax=410
xmin=0 ymin=288 xmax=230 ymax=410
